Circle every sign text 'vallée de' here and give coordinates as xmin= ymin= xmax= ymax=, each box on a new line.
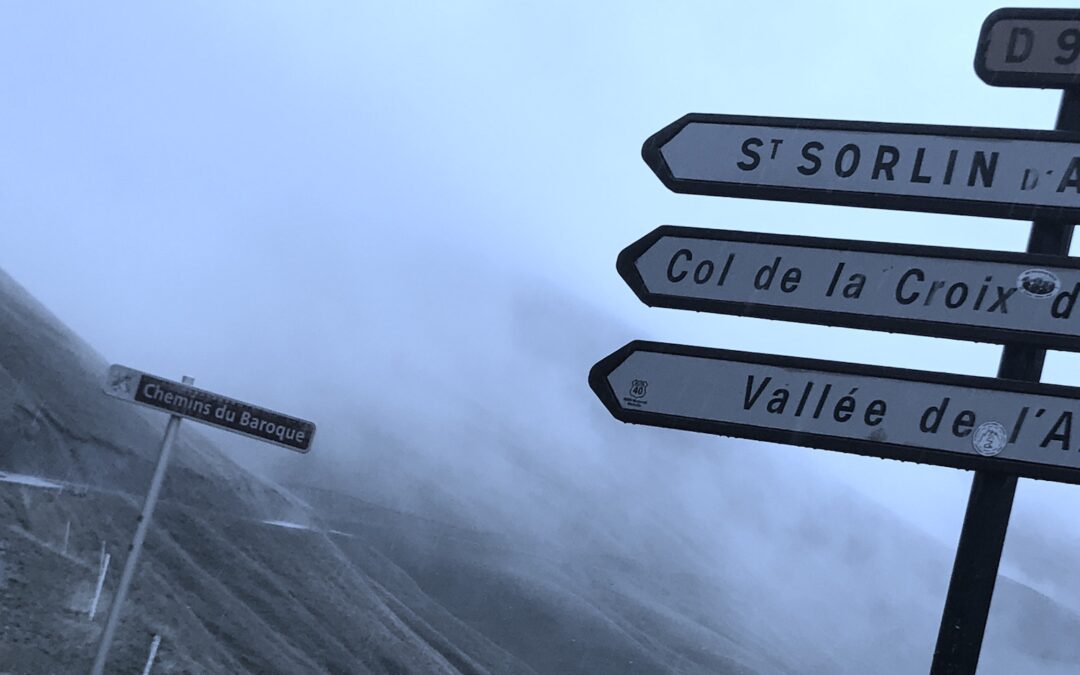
xmin=591 ymin=341 xmax=1080 ymax=485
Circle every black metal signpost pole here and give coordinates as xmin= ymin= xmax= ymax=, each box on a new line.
xmin=618 ymin=11 xmax=1080 ymax=672
xmin=930 ymin=86 xmax=1080 ymax=675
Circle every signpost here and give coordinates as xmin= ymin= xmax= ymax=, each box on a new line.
xmin=620 ymin=225 xmax=1080 ymax=350
xmin=590 ymin=340 xmax=1080 ymax=484
xmin=933 ymin=14 xmax=1080 ymax=674
xmin=591 ymin=8 xmax=1080 ymax=675
xmin=976 ymin=8 xmax=1080 ymax=88
xmin=89 ymin=367 xmax=315 ymax=675
xmin=642 ymin=113 xmax=1080 ymax=221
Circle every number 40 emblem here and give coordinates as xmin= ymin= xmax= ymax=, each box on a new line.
xmin=629 ymin=380 xmax=648 ymax=399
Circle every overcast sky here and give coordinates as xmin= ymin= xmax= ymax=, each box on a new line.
xmin=4 ymin=0 xmax=1080 ymax=553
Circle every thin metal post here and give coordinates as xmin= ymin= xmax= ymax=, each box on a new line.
xmin=141 ymin=634 xmax=162 ymax=675
xmin=930 ymin=90 xmax=1080 ymax=674
xmin=89 ymin=376 xmax=192 ymax=675
xmin=88 ymin=551 xmax=111 ymax=620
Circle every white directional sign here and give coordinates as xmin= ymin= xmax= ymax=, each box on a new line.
xmin=103 ymin=365 xmax=315 ymax=452
xmin=590 ymin=341 xmax=1080 ymax=485
xmin=620 ymin=226 xmax=1080 ymax=350
xmin=976 ymin=8 xmax=1080 ymax=88
xmin=642 ymin=114 xmax=1080 ymax=221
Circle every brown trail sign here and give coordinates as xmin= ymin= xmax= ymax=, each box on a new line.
xmin=104 ymin=365 xmax=315 ymax=452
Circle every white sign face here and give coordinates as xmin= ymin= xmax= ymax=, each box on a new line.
xmin=590 ymin=342 xmax=1080 ymax=484
xmin=977 ymin=9 xmax=1080 ymax=88
xmin=103 ymin=365 xmax=315 ymax=453
xmin=643 ymin=114 xmax=1080 ymax=221
xmin=620 ymin=226 xmax=1080 ymax=350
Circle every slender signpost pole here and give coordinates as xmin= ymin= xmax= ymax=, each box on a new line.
xmin=88 ymin=551 xmax=110 ymax=621
xmin=141 ymin=634 xmax=162 ymax=675
xmin=89 ymin=376 xmax=192 ymax=675
xmin=930 ymin=88 xmax=1080 ymax=674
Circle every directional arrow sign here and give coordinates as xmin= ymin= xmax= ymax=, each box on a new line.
xmin=590 ymin=341 xmax=1080 ymax=485
xmin=103 ymin=364 xmax=315 ymax=452
xmin=619 ymin=225 xmax=1080 ymax=351
xmin=642 ymin=113 xmax=1080 ymax=221
xmin=976 ymin=8 xmax=1080 ymax=88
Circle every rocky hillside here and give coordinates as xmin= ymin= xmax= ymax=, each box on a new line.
xmin=2 ymin=267 xmax=1080 ymax=674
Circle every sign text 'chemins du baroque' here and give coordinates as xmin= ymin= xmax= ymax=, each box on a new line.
xmin=104 ymin=365 xmax=315 ymax=453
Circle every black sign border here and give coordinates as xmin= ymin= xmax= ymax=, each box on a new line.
xmin=642 ymin=113 xmax=1080 ymax=222
xmin=975 ymin=8 xmax=1080 ymax=89
xmin=589 ymin=340 xmax=1080 ymax=486
xmin=618 ymin=225 xmax=1080 ymax=352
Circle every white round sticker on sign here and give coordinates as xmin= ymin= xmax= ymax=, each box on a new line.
xmin=972 ymin=422 xmax=1008 ymax=456
xmin=1017 ymin=269 xmax=1060 ymax=299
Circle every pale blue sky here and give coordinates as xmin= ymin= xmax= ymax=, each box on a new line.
xmin=3 ymin=0 xmax=1080 ymax=553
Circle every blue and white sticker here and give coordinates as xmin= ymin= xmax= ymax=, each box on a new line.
xmin=973 ymin=421 xmax=1008 ymax=456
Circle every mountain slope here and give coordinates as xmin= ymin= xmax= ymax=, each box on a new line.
xmin=0 ymin=267 xmax=532 ymax=674
xmin=4 ymin=268 xmax=1080 ymax=674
